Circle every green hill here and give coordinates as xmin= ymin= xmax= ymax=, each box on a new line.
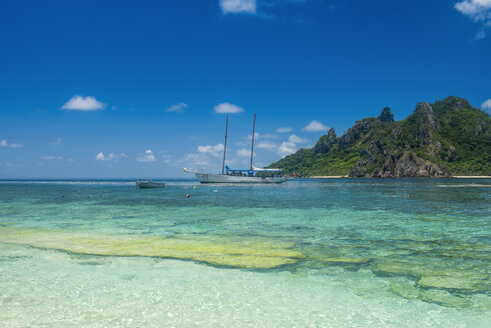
xmin=268 ymin=96 xmax=491 ymax=177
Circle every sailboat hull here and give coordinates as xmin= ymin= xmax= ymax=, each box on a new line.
xmin=195 ymin=173 xmax=287 ymax=184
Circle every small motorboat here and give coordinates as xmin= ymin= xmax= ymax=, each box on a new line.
xmin=136 ymin=178 xmax=165 ymax=189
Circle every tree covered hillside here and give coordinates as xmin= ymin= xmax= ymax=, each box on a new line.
xmin=268 ymin=97 xmax=491 ymax=177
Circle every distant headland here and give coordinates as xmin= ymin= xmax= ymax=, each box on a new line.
xmin=268 ymin=96 xmax=491 ymax=178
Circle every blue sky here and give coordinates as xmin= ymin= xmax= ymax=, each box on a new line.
xmin=1 ymin=0 xmax=490 ymax=178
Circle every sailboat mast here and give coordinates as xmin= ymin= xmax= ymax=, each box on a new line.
xmin=221 ymin=116 xmax=228 ymax=175
xmin=250 ymin=113 xmax=256 ymax=171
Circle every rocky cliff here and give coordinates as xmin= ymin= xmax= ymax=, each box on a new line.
xmin=268 ymin=97 xmax=491 ymax=177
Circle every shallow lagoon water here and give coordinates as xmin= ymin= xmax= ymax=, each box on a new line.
xmin=0 ymin=178 xmax=490 ymax=327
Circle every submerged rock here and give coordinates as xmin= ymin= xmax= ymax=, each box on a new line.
xmin=0 ymin=227 xmax=305 ymax=269
xmin=388 ymin=277 xmax=477 ymax=308
xmin=371 ymin=262 xmax=448 ymax=278
xmin=419 ymin=289 xmax=471 ymax=308
xmin=418 ymin=275 xmax=487 ymax=292
xmin=320 ymin=257 xmax=371 ymax=264
xmin=389 ymin=280 xmax=420 ymax=300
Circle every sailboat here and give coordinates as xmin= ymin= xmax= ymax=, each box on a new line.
xmin=184 ymin=114 xmax=288 ymax=184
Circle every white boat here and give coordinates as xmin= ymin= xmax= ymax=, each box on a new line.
xmin=136 ymin=178 xmax=165 ymax=189
xmin=184 ymin=114 xmax=288 ymax=184
xmin=192 ymin=167 xmax=287 ymax=184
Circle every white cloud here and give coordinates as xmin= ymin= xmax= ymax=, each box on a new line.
xmin=180 ymin=143 xmax=233 ymax=171
xmin=277 ymin=141 xmax=298 ymax=157
xmin=481 ymin=98 xmax=491 ymax=111
xmin=184 ymin=153 xmax=210 ymax=167
xmin=241 ymin=132 xmax=260 ymax=141
xmin=455 ymin=0 xmax=491 ymax=38
xmin=474 ymin=28 xmax=487 ymax=39
xmin=5 ymin=161 xmax=31 ymax=168
xmin=166 ymin=102 xmax=188 ymax=113
xmin=302 ymin=120 xmax=329 ymax=132
xmin=95 ymin=152 xmax=126 ymax=161
xmin=276 ymin=127 xmax=292 ymax=133
xmin=237 ymin=148 xmax=253 ymax=157
xmin=288 ymin=134 xmax=306 ymax=143
xmin=182 ymin=143 xmax=234 ymax=170
xmin=96 ymin=152 xmax=112 ymax=161
xmin=455 ymin=0 xmax=491 ymax=21
xmin=198 ymin=143 xmax=224 ymax=157
xmin=214 ymin=102 xmax=245 ymax=114
xmin=219 ymin=0 xmax=320 ymax=20
xmin=179 ymin=144 xmax=230 ymax=171
xmin=50 ymin=137 xmax=62 ymax=145
xmin=137 ymin=149 xmax=156 ymax=162
xmin=239 ymin=132 xmax=277 ymax=146
xmin=0 ymin=140 xmax=23 ymax=148
xmin=41 ymin=156 xmax=62 ymax=160
xmin=62 ymin=95 xmax=106 ymax=111
xmin=256 ymin=141 xmax=277 ymax=151
xmin=220 ymin=0 xmax=256 ymax=14
xmin=277 ymin=134 xmax=306 ymax=157
xmin=160 ymin=151 xmax=173 ymax=164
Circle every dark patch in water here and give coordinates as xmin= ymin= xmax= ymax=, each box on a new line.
xmin=121 ymin=274 xmax=137 ymax=281
xmin=0 ymin=255 xmax=31 ymax=262
xmin=79 ymin=261 xmax=106 ymax=266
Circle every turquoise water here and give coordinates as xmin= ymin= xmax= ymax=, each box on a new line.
xmin=0 ymin=178 xmax=490 ymax=327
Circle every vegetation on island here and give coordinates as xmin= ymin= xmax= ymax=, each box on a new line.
xmin=268 ymin=97 xmax=491 ymax=177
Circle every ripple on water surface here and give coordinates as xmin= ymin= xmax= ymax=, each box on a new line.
xmin=0 ymin=179 xmax=490 ymax=326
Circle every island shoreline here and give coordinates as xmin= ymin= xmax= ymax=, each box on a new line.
xmin=306 ymin=176 xmax=491 ymax=179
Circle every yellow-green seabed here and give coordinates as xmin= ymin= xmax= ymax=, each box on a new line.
xmin=0 ymin=227 xmax=304 ymax=269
